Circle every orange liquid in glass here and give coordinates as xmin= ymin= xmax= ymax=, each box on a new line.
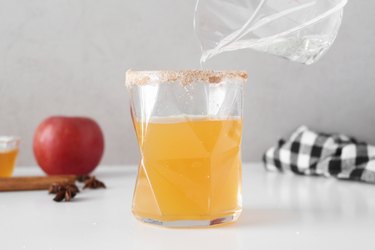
xmin=0 ymin=149 xmax=18 ymax=177
xmin=132 ymin=118 xmax=242 ymax=221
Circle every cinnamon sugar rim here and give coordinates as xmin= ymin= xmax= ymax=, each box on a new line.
xmin=125 ymin=70 xmax=248 ymax=86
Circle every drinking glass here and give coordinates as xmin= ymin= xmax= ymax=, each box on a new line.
xmin=126 ymin=70 xmax=247 ymax=227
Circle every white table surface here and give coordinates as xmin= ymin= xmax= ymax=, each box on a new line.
xmin=1 ymin=163 xmax=374 ymax=250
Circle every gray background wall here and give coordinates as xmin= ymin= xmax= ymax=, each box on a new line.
xmin=0 ymin=0 xmax=374 ymax=166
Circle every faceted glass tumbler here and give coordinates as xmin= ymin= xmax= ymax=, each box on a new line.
xmin=125 ymin=70 xmax=247 ymax=227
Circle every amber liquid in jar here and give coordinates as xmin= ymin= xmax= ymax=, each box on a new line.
xmin=0 ymin=149 xmax=19 ymax=177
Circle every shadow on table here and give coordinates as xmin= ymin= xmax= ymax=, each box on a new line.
xmin=94 ymin=167 xmax=136 ymax=179
xmin=230 ymin=207 xmax=297 ymax=229
xmin=71 ymin=196 xmax=94 ymax=203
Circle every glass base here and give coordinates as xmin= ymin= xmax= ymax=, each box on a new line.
xmin=135 ymin=213 xmax=240 ymax=228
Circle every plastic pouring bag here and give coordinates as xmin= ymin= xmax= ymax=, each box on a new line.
xmin=194 ymin=0 xmax=348 ymax=65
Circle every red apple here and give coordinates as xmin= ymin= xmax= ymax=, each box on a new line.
xmin=33 ymin=116 xmax=104 ymax=175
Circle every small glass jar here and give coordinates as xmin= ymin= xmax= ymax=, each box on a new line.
xmin=126 ymin=70 xmax=247 ymax=227
xmin=0 ymin=136 xmax=20 ymax=177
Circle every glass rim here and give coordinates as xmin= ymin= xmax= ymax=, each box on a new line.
xmin=125 ymin=70 xmax=248 ymax=86
xmin=0 ymin=136 xmax=21 ymax=149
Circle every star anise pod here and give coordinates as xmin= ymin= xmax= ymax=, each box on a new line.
xmin=83 ymin=176 xmax=106 ymax=189
xmin=53 ymin=190 xmax=66 ymax=202
xmin=66 ymin=183 xmax=80 ymax=196
xmin=48 ymin=183 xmax=66 ymax=194
xmin=49 ymin=183 xmax=80 ymax=202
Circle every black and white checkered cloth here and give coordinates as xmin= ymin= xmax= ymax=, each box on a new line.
xmin=263 ymin=126 xmax=375 ymax=184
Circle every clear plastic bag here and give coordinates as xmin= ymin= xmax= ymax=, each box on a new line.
xmin=194 ymin=0 xmax=348 ymax=65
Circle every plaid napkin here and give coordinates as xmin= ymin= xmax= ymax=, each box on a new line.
xmin=263 ymin=126 xmax=375 ymax=184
